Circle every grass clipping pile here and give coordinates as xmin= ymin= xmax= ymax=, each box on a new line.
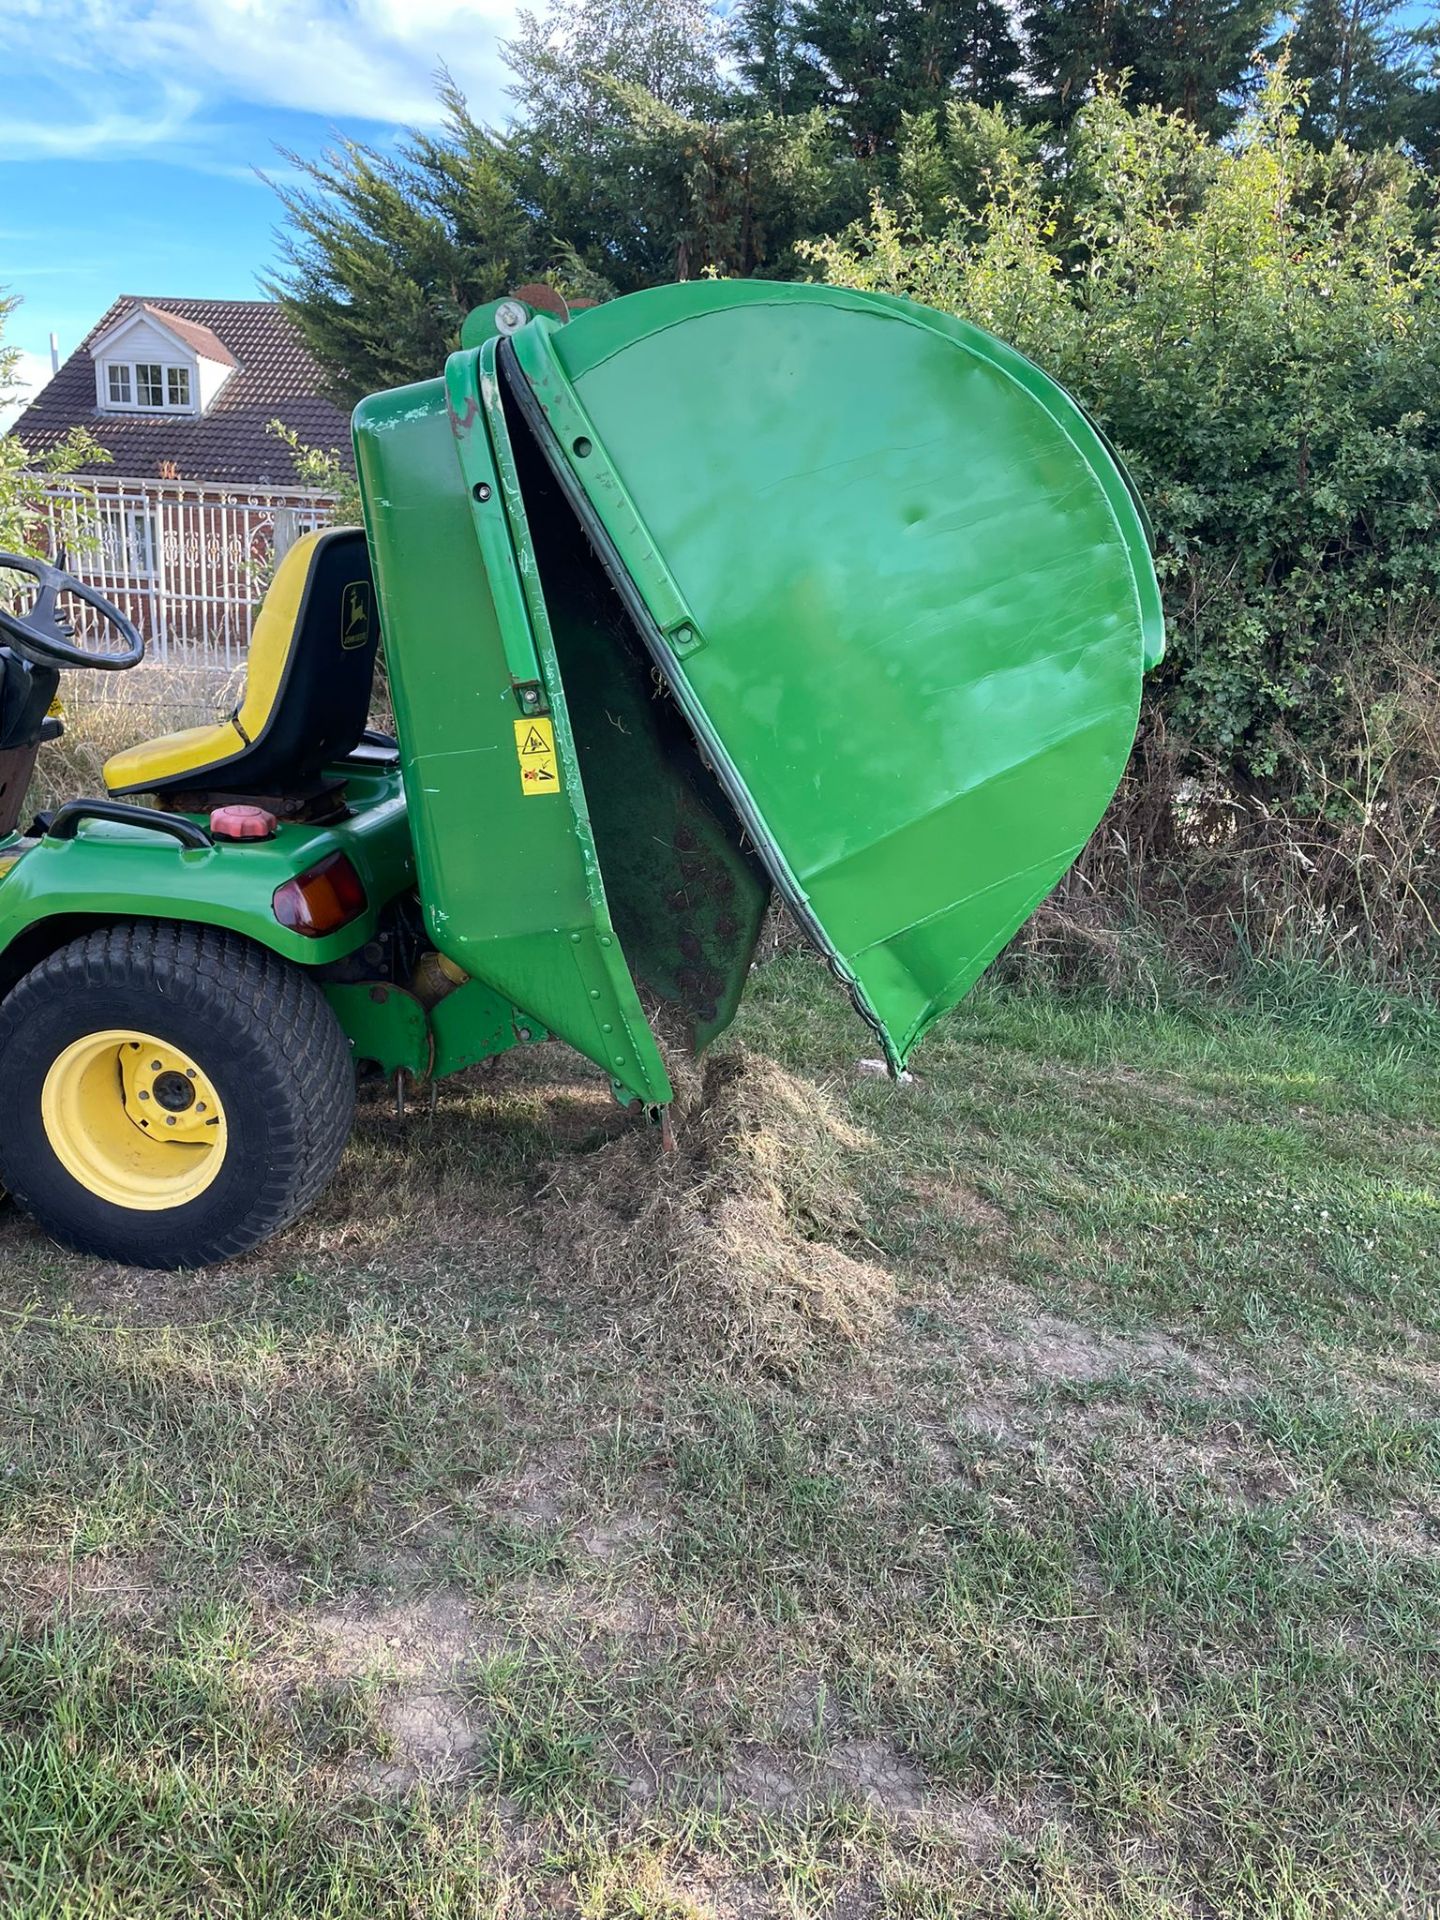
xmin=540 ymin=1047 xmax=894 ymax=1375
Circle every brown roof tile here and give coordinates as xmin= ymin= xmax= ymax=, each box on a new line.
xmin=7 ymin=296 xmax=353 ymax=487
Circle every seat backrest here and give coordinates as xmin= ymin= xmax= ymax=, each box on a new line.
xmin=227 ymin=527 xmax=380 ymax=790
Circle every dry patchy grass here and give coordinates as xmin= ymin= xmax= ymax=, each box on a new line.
xmin=0 ymin=945 xmax=1438 ymax=1918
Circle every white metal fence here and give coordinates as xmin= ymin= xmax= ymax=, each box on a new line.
xmin=34 ymin=475 xmax=335 ymax=669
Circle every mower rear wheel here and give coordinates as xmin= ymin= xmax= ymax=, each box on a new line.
xmin=0 ymin=923 xmax=355 ymax=1268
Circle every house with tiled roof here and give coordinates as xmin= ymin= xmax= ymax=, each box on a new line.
xmin=10 ymin=296 xmax=351 ymax=486
xmin=10 ymin=298 xmax=353 ymax=661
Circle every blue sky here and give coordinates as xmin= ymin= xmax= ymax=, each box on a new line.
xmin=1 ymin=0 xmax=524 ymax=424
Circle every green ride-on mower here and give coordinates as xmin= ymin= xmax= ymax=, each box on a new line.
xmin=0 ymin=280 xmax=1164 ymax=1270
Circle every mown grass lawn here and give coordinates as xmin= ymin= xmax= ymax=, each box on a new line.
xmin=1 ymin=952 xmax=1437 ymax=1918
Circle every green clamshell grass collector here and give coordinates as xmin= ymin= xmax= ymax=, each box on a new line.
xmin=0 ymin=280 xmax=1163 ymax=1268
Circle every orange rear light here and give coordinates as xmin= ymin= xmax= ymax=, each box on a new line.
xmin=272 ymin=852 xmax=367 ymax=937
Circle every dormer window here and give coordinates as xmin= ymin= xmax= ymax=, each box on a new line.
xmin=91 ymin=303 xmax=235 ymax=419
xmin=102 ymin=359 xmax=193 ymax=412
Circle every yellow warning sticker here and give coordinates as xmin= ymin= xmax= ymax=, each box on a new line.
xmin=514 ymin=716 xmax=560 ymax=796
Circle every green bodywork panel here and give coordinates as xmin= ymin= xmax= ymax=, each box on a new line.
xmin=323 ymin=982 xmax=432 ymax=1077
xmin=0 ymin=754 xmax=552 ymax=1086
xmin=0 ymin=767 xmax=543 ymax=1086
xmin=431 ymin=978 xmax=545 ymax=1077
xmin=355 ymin=364 xmax=678 ymax=1107
xmin=508 ymin=281 xmax=1164 ymax=1067
xmin=0 ymin=773 xmax=414 ymax=977
xmin=324 ymin=976 xmax=543 ymax=1080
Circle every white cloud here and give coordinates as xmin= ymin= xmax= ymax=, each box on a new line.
xmin=0 ymin=0 xmax=525 ymax=163
xmin=0 ymin=87 xmax=203 ymax=162
xmin=1 ymin=350 xmax=55 ymax=433
xmin=126 ymin=0 xmax=521 ymax=124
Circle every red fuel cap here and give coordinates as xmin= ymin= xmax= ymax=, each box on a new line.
xmin=209 ymin=804 xmax=278 ymax=842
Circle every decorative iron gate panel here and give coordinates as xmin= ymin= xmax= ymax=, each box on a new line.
xmin=35 ymin=476 xmax=334 ymax=667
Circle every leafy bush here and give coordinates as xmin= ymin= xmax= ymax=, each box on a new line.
xmin=1 ymin=289 xmax=110 ymax=559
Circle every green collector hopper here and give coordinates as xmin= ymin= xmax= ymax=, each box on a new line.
xmin=356 ymin=280 xmax=1162 ymax=1097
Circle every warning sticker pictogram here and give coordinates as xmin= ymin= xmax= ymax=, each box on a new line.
xmin=513 ymin=715 xmax=560 ymax=796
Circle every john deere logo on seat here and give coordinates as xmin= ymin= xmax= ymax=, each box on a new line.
xmin=341 ymin=582 xmax=372 ymax=651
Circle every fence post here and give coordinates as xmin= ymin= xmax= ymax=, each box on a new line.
xmin=151 ymin=488 xmax=169 ymax=662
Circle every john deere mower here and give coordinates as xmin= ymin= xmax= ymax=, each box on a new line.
xmin=0 ymin=281 xmax=1163 ymax=1269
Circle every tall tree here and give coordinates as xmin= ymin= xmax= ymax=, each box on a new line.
xmin=730 ymin=0 xmax=828 ymax=116
xmin=1413 ymin=7 xmax=1440 ymax=168
xmin=504 ymin=0 xmax=725 ymax=139
xmin=268 ymin=6 xmax=858 ymax=394
xmin=1283 ymin=0 xmax=1425 ymax=149
xmin=502 ymin=0 xmax=736 ymax=286
xmin=1025 ymin=0 xmax=1276 ymax=136
xmin=735 ymin=0 xmax=1024 ymax=160
xmin=893 ymin=99 xmax=1045 ymax=231
xmin=590 ymin=84 xmax=860 ymax=280
xmin=265 ymin=75 xmax=537 ymax=405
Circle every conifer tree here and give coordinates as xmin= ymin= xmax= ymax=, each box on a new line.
xmin=1283 ymin=0 xmax=1425 ymax=149
xmin=1024 ymin=0 xmax=1275 ymax=135
xmin=772 ymin=0 xmax=1025 ymax=157
xmin=265 ymin=76 xmax=535 ymax=404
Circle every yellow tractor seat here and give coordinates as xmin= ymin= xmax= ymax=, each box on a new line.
xmin=104 ymin=528 xmax=383 ymax=800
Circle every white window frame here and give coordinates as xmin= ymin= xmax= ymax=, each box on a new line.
xmin=96 ymin=356 xmax=199 ymax=415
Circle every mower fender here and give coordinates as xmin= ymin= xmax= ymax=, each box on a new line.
xmin=0 ymin=794 xmax=415 ymax=989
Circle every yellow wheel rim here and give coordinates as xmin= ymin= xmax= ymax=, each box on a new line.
xmin=41 ymin=1029 xmax=228 ymax=1211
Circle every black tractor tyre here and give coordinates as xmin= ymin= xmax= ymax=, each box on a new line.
xmin=0 ymin=922 xmax=355 ymax=1268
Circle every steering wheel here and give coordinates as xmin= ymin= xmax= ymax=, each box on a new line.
xmin=0 ymin=552 xmax=145 ymax=670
